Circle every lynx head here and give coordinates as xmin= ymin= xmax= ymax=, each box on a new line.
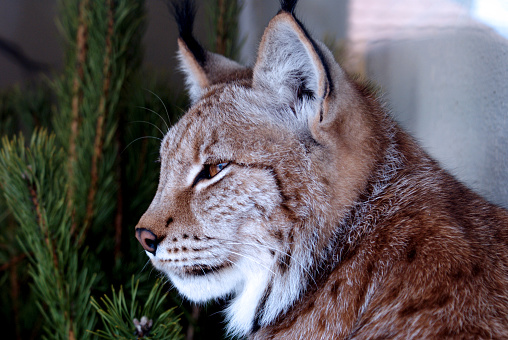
xmin=135 ymin=0 xmax=387 ymax=336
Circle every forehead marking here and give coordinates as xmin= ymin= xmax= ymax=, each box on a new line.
xmin=165 ymin=114 xmax=195 ymax=156
xmin=201 ymin=129 xmax=219 ymax=158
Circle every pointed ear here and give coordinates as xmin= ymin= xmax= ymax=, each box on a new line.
xmin=253 ymin=12 xmax=331 ymax=116
xmin=172 ymin=0 xmax=249 ymax=104
xmin=177 ymin=40 xmax=248 ymax=105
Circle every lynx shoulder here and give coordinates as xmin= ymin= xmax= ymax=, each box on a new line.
xmin=135 ymin=0 xmax=508 ymax=338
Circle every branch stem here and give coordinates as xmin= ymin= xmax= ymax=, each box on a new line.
xmin=68 ymin=0 xmax=90 ymax=235
xmin=82 ymin=0 xmax=114 ymax=242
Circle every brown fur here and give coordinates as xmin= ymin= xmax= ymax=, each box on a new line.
xmin=254 ymin=128 xmax=508 ymax=339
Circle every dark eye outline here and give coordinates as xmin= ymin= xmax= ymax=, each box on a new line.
xmin=192 ymin=162 xmax=230 ymax=187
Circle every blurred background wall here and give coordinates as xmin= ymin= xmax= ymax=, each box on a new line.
xmin=1 ymin=0 xmax=507 ymax=208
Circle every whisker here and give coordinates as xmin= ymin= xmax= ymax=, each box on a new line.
xmin=145 ymin=265 xmax=156 ymax=281
xmin=144 ymin=89 xmax=172 ymax=128
xmin=130 ymin=120 xmax=166 ymax=137
xmin=197 ymin=263 xmax=207 ymax=276
xmin=228 ymin=250 xmax=276 ymax=276
xmin=136 ymin=105 xmax=171 ymax=132
xmin=121 ymin=136 xmax=162 ymax=155
xmin=222 ymin=239 xmax=316 ymax=285
xmin=139 ymin=259 xmax=152 ymax=274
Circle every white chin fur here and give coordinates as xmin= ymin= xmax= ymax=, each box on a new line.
xmin=225 ymin=258 xmax=273 ymax=337
xmin=158 ymin=253 xmax=275 ymax=338
xmin=167 ymin=265 xmax=244 ymax=303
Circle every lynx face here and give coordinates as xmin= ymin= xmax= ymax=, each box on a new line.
xmin=136 ymin=1 xmax=508 ymax=339
xmin=144 ymin=88 xmax=309 ymax=300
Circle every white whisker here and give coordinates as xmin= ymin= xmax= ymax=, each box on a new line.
xmin=226 ymin=240 xmax=316 ymax=286
xmin=139 ymin=259 xmax=152 ymax=274
xmin=136 ymin=105 xmax=171 ymax=132
xmin=122 ymin=136 xmax=162 ymax=155
xmin=228 ymin=250 xmax=276 ymax=276
xmin=144 ymin=89 xmax=172 ymax=128
xmin=216 ymin=237 xmax=316 ymax=285
xmin=130 ymin=120 xmax=166 ymax=136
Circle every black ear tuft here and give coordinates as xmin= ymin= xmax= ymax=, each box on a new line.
xmin=279 ymin=0 xmax=299 ymax=14
xmin=169 ymin=0 xmax=196 ymax=38
xmin=168 ymin=0 xmax=206 ymax=66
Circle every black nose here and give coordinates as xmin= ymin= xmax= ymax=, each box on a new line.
xmin=136 ymin=229 xmax=159 ymax=255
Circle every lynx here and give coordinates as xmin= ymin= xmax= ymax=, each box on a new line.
xmin=135 ymin=0 xmax=508 ymax=338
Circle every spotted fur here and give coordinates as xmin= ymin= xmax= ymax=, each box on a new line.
xmin=136 ymin=1 xmax=508 ymax=338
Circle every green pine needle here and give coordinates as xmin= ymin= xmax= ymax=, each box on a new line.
xmin=0 ymin=130 xmax=97 ymax=340
xmin=90 ymin=277 xmax=183 ymax=340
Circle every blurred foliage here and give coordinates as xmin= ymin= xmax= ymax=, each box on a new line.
xmin=206 ymin=0 xmax=245 ymax=61
xmin=0 ymin=0 xmax=244 ymax=339
xmin=0 ymin=0 xmax=187 ymax=339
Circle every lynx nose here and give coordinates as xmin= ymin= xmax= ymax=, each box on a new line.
xmin=136 ymin=228 xmax=159 ymax=255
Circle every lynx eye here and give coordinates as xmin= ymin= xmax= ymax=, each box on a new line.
xmin=209 ymin=162 xmax=229 ymax=178
xmin=192 ymin=162 xmax=230 ymax=187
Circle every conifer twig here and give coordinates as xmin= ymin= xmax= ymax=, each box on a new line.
xmin=216 ymin=0 xmax=226 ymax=55
xmin=68 ymin=317 xmax=76 ymax=340
xmin=68 ymin=0 xmax=90 ymax=234
xmin=207 ymin=0 xmax=244 ymax=60
xmin=82 ymin=0 xmax=114 ymax=241
xmin=90 ymin=278 xmax=183 ymax=339
xmin=27 ymin=178 xmax=59 ymax=270
xmin=0 ymin=253 xmax=27 ymax=271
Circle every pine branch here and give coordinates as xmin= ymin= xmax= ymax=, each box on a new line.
xmin=0 ymin=130 xmax=97 ymax=340
xmin=68 ymin=0 xmax=90 ymax=229
xmin=26 ymin=175 xmax=59 ymax=270
xmin=0 ymin=0 xmax=192 ymax=338
xmin=47 ymin=0 xmax=142 ymax=260
xmin=90 ymin=278 xmax=184 ymax=339
xmin=69 ymin=0 xmax=89 ymax=181
xmin=82 ymin=0 xmax=115 ymax=241
xmin=207 ymin=0 xmax=244 ymax=60
xmin=215 ymin=0 xmax=226 ymax=55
